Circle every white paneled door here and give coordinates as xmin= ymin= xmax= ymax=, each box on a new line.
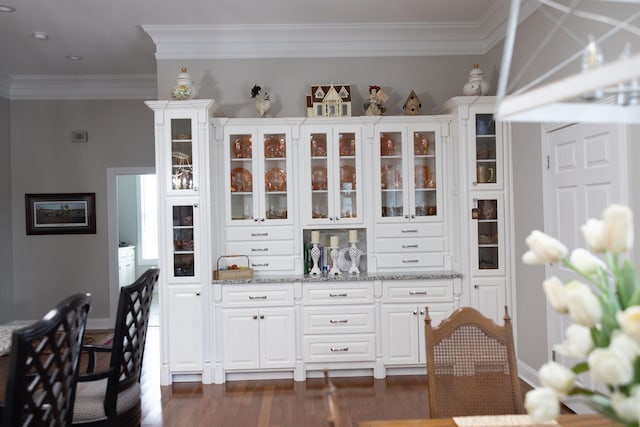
xmin=544 ymin=122 xmax=627 ymax=404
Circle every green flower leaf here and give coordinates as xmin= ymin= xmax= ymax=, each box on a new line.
xmin=618 ymin=261 xmax=639 ymax=308
xmin=572 ymin=361 xmax=590 ymax=375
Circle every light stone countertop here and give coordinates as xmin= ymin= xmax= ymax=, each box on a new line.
xmin=211 ymin=271 xmax=462 ymax=285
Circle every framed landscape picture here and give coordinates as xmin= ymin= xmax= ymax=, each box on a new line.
xmin=25 ymin=193 xmax=96 ymax=235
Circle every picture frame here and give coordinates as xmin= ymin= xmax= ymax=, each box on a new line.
xmin=25 ymin=193 xmax=96 ymax=235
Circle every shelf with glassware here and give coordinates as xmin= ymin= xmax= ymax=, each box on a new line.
xmin=146 ymin=99 xmax=214 ymax=386
xmin=372 ymin=119 xmax=448 ymax=272
xmin=302 ymin=124 xmax=363 ymax=226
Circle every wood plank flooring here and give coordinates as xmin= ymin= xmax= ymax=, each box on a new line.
xmin=140 ymin=326 xmax=536 ymax=427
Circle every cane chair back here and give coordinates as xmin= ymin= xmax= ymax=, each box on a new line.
xmin=1 ymin=293 xmax=92 ymax=427
xmin=323 ymin=369 xmax=344 ymax=427
xmin=424 ymin=306 xmax=525 ymax=418
xmin=73 ymin=268 xmax=158 ymax=426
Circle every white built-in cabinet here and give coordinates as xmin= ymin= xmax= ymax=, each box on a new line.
xmin=148 ymin=98 xmax=513 ymax=385
xmin=146 ymin=100 xmax=214 ymax=385
xmin=437 ymin=97 xmax=513 ymax=324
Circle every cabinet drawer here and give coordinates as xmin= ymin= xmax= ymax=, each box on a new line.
xmin=248 ymin=256 xmax=296 ymax=272
xmin=375 ymin=223 xmax=444 ymax=238
xmin=226 ymin=226 xmax=294 ymax=241
xmin=382 ymin=280 xmax=453 ymax=303
xmin=303 ymin=334 xmax=375 ymax=363
xmin=376 ymin=253 xmax=445 ymax=269
xmin=222 ymin=285 xmax=294 ymax=307
xmin=375 ymin=237 xmax=444 ymax=253
xmin=303 ymin=306 xmax=375 ymax=334
xmin=226 ymin=241 xmax=293 ymax=256
xmin=303 ymin=283 xmax=373 ymax=305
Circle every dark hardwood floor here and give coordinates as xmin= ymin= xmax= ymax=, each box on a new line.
xmin=140 ymin=326 xmax=537 ymax=427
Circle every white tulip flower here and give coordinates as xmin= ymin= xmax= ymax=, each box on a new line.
xmin=554 ymin=323 xmax=594 ymax=359
xmin=539 ymin=361 xmax=576 ymax=396
xmin=569 ymin=248 xmax=606 ymax=276
xmin=524 ymin=230 xmax=568 ymax=264
xmin=522 ymin=250 xmax=545 ymax=265
xmin=581 ymin=218 xmax=605 ymax=253
xmin=542 ymin=276 xmax=568 ymax=314
xmin=611 ymin=386 xmax=640 ymax=423
xmin=609 ymin=330 xmax=640 ymax=363
xmin=565 ymin=281 xmax=602 ymax=327
xmin=601 ymin=204 xmax=634 ymax=253
xmin=617 ymin=306 xmax=640 ymax=343
xmin=525 ymin=387 xmax=560 ymax=423
xmin=588 ymin=347 xmax=634 ymax=386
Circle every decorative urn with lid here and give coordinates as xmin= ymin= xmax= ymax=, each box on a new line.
xmin=171 ymin=67 xmax=196 ymax=100
xmin=463 ymin=64 xmax=490 ymax=96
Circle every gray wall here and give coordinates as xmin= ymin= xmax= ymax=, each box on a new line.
xmin=0 ymin=96 xmax=13 ymax=323
xmin=10 ymin=100 xmax=154 ymax=320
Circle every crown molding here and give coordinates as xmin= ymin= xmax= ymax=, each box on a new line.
xmin=144 ymin=22 xmax=500 ymax=60
xmin=7 ymin=74 xmax=157 ymax=100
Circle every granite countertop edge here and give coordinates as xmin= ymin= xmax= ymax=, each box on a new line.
xmin=211 ymin=271 xmax=463 ymax=285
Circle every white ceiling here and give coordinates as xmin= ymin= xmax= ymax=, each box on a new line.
xmin=0 ymin=0 xmax=512 ymax=78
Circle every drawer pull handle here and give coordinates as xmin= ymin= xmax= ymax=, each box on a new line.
xmin=251 ymin=248 xmax=269 ymax=252
xmin=252 ymin=263 xmax=269 ymax=267
xmin=409 ymin=290 xmax=428 ymax=295
xmin=249 ymin=295 xmax=268 ymax=300
xmin=251 ymin=232 xmax=269 ymax=237
xmin=402 ymin=259 xmax=419 ymax=263
xmin=330 ymin=347 xmax=349 ymax=352
xmin=329 ymin=293 xmax=348 ymax=297
xmin=329 ymin=319 xmax=348 ymax=324
xmin=402 ymin=244 xmax=418 ymax=249
xmin=401 ymin=229 xmax=418 ymax=233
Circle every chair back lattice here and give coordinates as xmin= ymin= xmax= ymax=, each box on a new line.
xmin=103 ymin=268 xmax=158 ymax=418
xmin=2 ymin=293 xmax=92 ymax=427
xmin=424 ymin=306 xmax=525 ymax=418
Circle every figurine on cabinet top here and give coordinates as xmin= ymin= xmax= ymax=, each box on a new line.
xmin=306 ymin=84 xmax=352 ymax=117
xmin=364 ymin=85 xmax=388 ymax=116
xmin=462 ymin=64 xmax=490 ymax=96
xmin=251 ymin=84 xmax=272 ymax=117
xmin=402 ymin=90 xmax=421 ymax=115
xmin=171 ymin=67 xmax=196 ymax=100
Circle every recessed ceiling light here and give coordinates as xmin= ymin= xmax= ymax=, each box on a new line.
xmin=32 ymin=32 xmax=49 ymax=40
xmin=65 ymin=55 xmax=83 ymax=61
xmin=0 ymin=5 xmax=16 ymax=12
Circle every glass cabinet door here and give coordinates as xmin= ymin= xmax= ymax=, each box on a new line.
xmin=310 ymin=132 xmax=329 ymax=220
xmin=379 ymin=131 xmax=405 ymax=219
xmin=262 ymin=132 xmax=289 ymax=221
xmin=411 ymin=130 xmax=437 ymax=218
xmin=338 ymin=131 xmax=358 ymax=219
xmin=473 ymin=113 xmax=498 ymax=187
xmin=170 ymin=117 xmax=197 ymax=191
xmin=171 ymin=203 xmax=198 ymax=279
xmin=229 ymin=133 xmax=255 ymax=222
xmin=472 ymin=195 xmax=505 ymax=275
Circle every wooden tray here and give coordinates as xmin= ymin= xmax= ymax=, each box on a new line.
xmin=213 ymin=255 xmax=254 ymax=280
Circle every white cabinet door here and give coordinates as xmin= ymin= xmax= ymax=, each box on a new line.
xmin=259 ymin=308 xmax=296 ymax=369
xmin=381 ymin=305 xmax=421 ymax=365
xmin=469 ymin=193 xmax=505 ymax=276
xmin=166 ymin=199 xmax=201 ymax=283
xmin=470 ymin=277 xmax=506 ymax=325
xmin=167 ymin=286 xmax=203 ymax=373
xmin=222 ymin=308 xmax=261 ymax=370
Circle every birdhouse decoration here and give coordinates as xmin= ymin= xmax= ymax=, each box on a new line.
xmin=402 ymin=90 xmax=421 ymax=115
xmin=306 ymin=84 xmax=352 ymax=117
xmin=462 ymin=64 xmax=490 ymax=96
xmin=171 ymin=67 xmax=196 ymax=100
xmin=251 ymin=84 xmax=271 ymax=118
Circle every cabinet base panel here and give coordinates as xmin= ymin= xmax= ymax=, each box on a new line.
xmin=225 ymin=370 xmax=295 ymax=382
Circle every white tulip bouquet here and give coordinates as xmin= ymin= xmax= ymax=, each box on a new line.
xmin=522 ymin=204 xmax=640 ymax=426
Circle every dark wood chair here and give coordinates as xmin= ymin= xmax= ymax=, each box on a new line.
xmin=0 ymin=293 xmax=92 ymax=427
xmin=72 ymin=268 xmax=158 ymax=426
xmin=424 ymin=306 xmax=525 ymax=418
xmin=323 ymin=369 xmax=345 ymax=427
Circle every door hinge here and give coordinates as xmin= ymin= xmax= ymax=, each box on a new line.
xmin=546 ymin=155 xmax=551 ymax=170
xmin=552 ymin=349 xmax=556 ymax=361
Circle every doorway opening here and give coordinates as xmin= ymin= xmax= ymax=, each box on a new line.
xmin=107 ymin=167 xmax=158 ymax=326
